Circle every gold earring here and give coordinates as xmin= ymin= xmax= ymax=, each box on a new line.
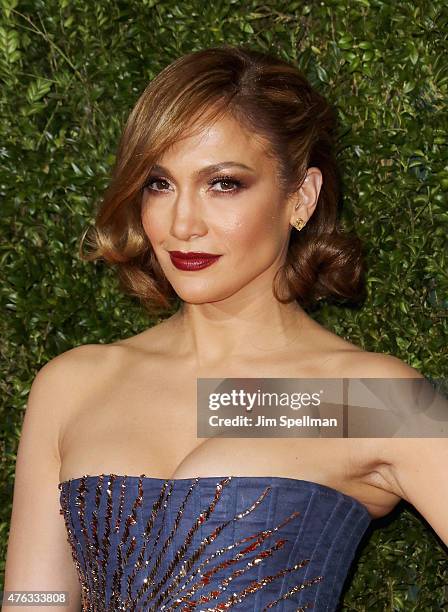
xmin=293 ymin=217 xmax=305 ymax=231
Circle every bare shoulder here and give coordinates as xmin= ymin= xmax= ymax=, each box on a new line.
xmin=301 ymin=315 xmax=423 ymax=379
xmin=34 ymin=343 xmax=132 ymax=440
xmin=36 ymin=343 xmax=125 ymax=400
xmin=308 ymin=318 xmax=424 ymax=380
xmin=29 ymin=344 xmax=108 ymax=413
xmin=338 ymin=350 xmax=429 ymax=439
xmin=339 ymin=349 xmax=425 ymax=379
xmin=40 ymin=342 xmax=115 ymax=377
xmin=14 ymin=344 xmax=122 ymax=467
xmin=44 ymin=320 xmax=178 ymax=417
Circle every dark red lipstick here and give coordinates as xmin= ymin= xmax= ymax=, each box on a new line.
xmin=168 ymin=250 xmax=222 ymax=271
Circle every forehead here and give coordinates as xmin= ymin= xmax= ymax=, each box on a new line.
xmin=156 ymin=112 xmax=274 ymax=169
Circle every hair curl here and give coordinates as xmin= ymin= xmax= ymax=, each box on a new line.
xmin=80 ymin=44 xmax=366 ymax=314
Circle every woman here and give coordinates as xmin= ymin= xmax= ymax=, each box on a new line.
xmin=4 ymin=44 xmax=447 ymax=611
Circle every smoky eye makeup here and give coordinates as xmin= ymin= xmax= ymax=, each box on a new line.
xmin=208 ymin=174 xmax=246 ymax=192
xmin=143 ymin=176 xmax=170 ymax=191
xmin=143 ymin=173 xmax=247 ymax=195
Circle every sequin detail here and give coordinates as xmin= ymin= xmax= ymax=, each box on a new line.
xmin=59 ymin=475 xmax=324 ymax=611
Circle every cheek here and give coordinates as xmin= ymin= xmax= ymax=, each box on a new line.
xmin=141 ymin=200 xmax=165 ymax=243
xmin=218 ymin=205 xmax=283 ymax=254
xmin=212 ymin=214 xmax=253 ymax=254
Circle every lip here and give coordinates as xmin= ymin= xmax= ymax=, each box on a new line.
xmin=169 ymin=250 xmax=221 ymax=259
xmin=168 ymin=250 xmax=222 ymax=271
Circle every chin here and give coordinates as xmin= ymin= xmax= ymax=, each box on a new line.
xmin=174 ymin=292 xmax=225 ymax=305
xmin=172 ymin=284 xmax=239 ymax=305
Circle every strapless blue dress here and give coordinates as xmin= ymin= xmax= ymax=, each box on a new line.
xmin=58 ymin=475 xmax=372 ymax=611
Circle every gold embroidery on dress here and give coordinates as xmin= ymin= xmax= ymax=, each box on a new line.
xmin=59 ymin=475 xmax=324 ymax=611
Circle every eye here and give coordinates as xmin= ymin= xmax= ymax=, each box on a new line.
xmin=143 ymin=177 xmax=170 ymax=192
xmin=143 ymin=174 xmax=245 ymax=195
xmin=209 ymin=175 xmax=244 ymax=194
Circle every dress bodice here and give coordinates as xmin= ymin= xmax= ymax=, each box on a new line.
xmin=58 ymin=475 xmax=372 ymax=611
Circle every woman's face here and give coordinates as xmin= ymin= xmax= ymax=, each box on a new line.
xmin=141 ymin=113 xmax=302 ymax=305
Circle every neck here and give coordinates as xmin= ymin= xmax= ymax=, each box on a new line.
xmin=169 ymin=287 xmax=309 ymax=369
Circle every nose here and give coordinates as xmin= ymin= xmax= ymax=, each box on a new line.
xmin=170 ymin=189 xmax=208 ymax=241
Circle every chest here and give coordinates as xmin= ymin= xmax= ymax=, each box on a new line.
xmin=59 ymin=362 xmax=365 ymax=485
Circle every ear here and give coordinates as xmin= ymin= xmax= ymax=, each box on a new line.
xmin=289 ymin=167 xmax=323 ymax=229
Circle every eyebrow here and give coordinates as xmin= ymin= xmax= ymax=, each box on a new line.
xmin=149 ymin=161 xmax=255 ymax=179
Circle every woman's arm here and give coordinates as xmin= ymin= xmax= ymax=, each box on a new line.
xmin=350 ymin=352 xmax=448 ymax=548
xmin=378 ymin=436 xmax=448 ymax=547
xmin=3 ymin=357 xmax=81 ymax=611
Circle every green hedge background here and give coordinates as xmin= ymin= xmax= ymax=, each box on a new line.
xmin=1 ymin=0 xmax=447 ymax=609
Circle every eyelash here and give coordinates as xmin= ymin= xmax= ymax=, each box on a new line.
xmin=143 ymin=174 xmax=245 ymax=195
